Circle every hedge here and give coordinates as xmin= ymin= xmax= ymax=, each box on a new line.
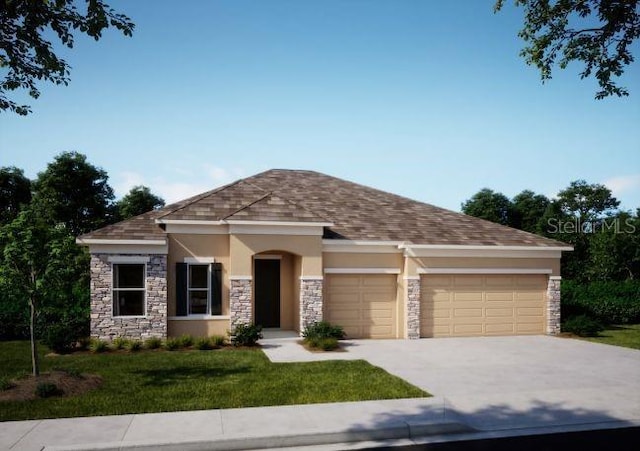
xmin=561 ymin=280 xmax=640 ymax=325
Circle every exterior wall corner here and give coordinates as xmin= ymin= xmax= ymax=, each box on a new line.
xmin=546 ymin=276 xmax=561 ymax=335
xmin=299 ymin=278 xmax=323 ymax=334
xmin=406 ymin=277 xmax=421 ymax=339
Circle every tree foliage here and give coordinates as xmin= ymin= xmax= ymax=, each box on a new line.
xmin=33 ymin=151 xmax=115 ymax=236
xmin=512 ymin=189 xmax=550 ymax=233
xmin=496 ymin=0 xmax=640 ymax=99
xmin=0 ymin=0 xmax=135 ymax=115
xmin=461 ymin=188 xmax=516 ymax=226
xmin=0 ymin=166 xmax=31 ymax=225
xmin=117 ymin=185 xmax=165 ymax=220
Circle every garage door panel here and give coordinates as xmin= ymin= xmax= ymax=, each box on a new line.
xmin=421 ymin=274 xmax=546 ymax=338
xmin=325 ymin=274 xmax=397 ymax=339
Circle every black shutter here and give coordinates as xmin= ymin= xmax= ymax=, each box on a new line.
xmin=176 ymin=263 xmax=188 ymax=316
xmin=211 ymin=263 xmax=222 ymax=315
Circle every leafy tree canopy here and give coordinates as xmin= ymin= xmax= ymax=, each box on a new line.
xmin=512 ymin=189 xmax=550 ymax=233
xmin=461 ymin=188 xmax=516 ymax=226
xmin=1 ymin=0 xmax=134 ymax=115
xmin=555 ymin=179 xmax=620 ymax=221
xmin=495 ymin=0 xmax=640 ymax=99
xmin=33 ymin=151 xmax=115 ymax=236
xmin=0 ymin=166 xmax=31 ymax=224
xmin=117 ymin=185 xmax=165 ymax=220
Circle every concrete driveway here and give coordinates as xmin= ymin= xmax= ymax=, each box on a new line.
xmin=263 ymin=334 xmax=640 ymax=430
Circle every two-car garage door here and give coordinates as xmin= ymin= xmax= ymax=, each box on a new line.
xmin=420 ymin=274 xmax=547 ymax=337
xmin=325 ymin=274 xmax=397 ymax=339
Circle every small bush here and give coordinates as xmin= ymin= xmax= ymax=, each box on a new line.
xmin=126 ymin=340 xmax=143 ymax=352
xmin=302 ymin=321 xmax=345 ymax=340
xmin=145 ymin=337 xmax=163 ymax=350
xmin=0 ymin=377 xmax=13 ymax=391
xmin=229 ymin=324 xmax=263 ymax=347
xmin=562 ymin=280 xmax=640 ymax=324
xmin=41 ymin=322 xmax=79 ymax=354
xmin=89 ymin=339 xmax=109 ymax=353
xmin=178 ymin=334 xmax=194 ymax=348
xmin=195 ymin=337 xmax=213 ymax=350
xmin=164 ymin=337 xmax=181 ymax=351
xmin=77 ymin=337 xmax=90 ymax=351
xmin=35 ymin=382 xmax=60 ymax=398
xmin=562 ymin=315 xmax=604 ymax=337
xmin=112 ymin=337 xmax=130 ymax=350
xmin=210 ymin=335 xmax=226 ymax=347
xmin=306 ymin=336 xmax=339 ymax=351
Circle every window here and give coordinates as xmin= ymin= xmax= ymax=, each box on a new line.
xmin=188 ymin=265 xmax=209 ymax=315
xmin=176 ymin=262 xmax=222 ymax=316
xmin=113 ymin=264 xmax=145 ymax=316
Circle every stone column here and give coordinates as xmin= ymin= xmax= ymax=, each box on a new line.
xmin=406 ymin=277 xmax=421 ymax=339
xmin=230 ymin=277 xmax=252 ymax=326
xmin=300 ymin=277 xmax=323 ymax=333
xmin=547 ymin=276 xmax=561 ymax=335
xmin=90 ymin=253 xmax=167 ymax=341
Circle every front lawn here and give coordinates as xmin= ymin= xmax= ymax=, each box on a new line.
xmin=581 ymin=324 xmax=640 ymax=350
xmin=0 ymin=341 xmax=428 ymax=421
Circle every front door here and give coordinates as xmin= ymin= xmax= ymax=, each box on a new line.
xmin=254 ymin=259 xmax=281 ymax=328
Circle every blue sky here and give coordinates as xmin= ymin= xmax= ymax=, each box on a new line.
xmin=1 ymin=0 xmax=639 ymax=212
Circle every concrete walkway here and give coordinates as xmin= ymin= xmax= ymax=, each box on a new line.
xmin=1 ymin=335 xmax=639 ymax=450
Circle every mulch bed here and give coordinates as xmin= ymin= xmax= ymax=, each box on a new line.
xmin=0 ymin=370 xmax=103 ymax=402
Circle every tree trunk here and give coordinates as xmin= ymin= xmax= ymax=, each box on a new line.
xmin=29 ymin=298 xmax=39 ymax=377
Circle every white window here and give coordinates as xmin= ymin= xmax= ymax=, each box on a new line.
xmin=188 ymin=264 xmax=210 ymax=315
xmin=113 ymin=263 xmax=146 ymax=316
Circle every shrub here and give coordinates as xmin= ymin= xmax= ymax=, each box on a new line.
xmin=178 ymin=334 xmax=194 ymax=348
xmin=41 ymin=322 xmax=80 ymax=354
xmin=306 ymin=336 xmax=339 ymax=351
xmin=126 ymin=340 xmax=143 ymax=352
xmin=562 ymin=280 xmax=640 ymax=324
xmin=229 ymin=324 xmax=263 ymax=347
xmin=35 ymin=382 xmax=60 ymax=398
xmin=112 ymin=337 xmax=130 ymax=350
xmin=302 ymin=321 xmax=345 ymax=340
xmin=0 ymin=377 xmax=13 ymax=391
xmin=164 ymin=337 xmax=181 ymax=351
xmin=210 ymin=335 xmax=226 ymax=347
xmin=194 ymin=337 xmax=213 ymax=350
xmin=89 ymin=339 xmax=109 ymax=353
xmin=562 ymin=315 xmax=604 ymax=337
xmin=145 ymin=337 xmax=163 ymax=350
xmin=77 ymin=337 xmax=91 ymax=351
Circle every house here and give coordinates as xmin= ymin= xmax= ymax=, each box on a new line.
xmin=77 ymin=169 xmax=572 ymax=341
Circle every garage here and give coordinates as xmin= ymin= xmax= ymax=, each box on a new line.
xmin=420 ymin=273 xmax=547 ymax=337
xmin=325 ymin=274 xmax=398 ymax=339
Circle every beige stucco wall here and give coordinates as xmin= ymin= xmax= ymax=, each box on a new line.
xmin=168 ymin=319 xmax=229 ymax=337
xmin=405 ymin=257 xmax=561 ymax=276
xmin=279 ymin=253 xmax=295 ymax=330
xmin=293 ymin=256 xmax=302 ymax=332
xmin=167 ymin=234 xmax=230 ymax=316
xmin=230 ymin=234 xmax=322 ymax=275
xmin=323 ymin=252 xmax=403 ymax=269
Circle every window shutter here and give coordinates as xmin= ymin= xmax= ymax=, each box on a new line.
xmin=211 ymin=263 xmax=222 ymax=315
xmin=176 ymin=263 xmax=188 ymax=316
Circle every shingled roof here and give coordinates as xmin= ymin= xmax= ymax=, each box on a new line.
xmin=79 ymin=169 xmax=568 ymax=247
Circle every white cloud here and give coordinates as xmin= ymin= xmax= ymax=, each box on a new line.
xmin=603 ymin=174 xmax=640 ymax=196
xmin=113 ymin=166 xmax=249 ymax=205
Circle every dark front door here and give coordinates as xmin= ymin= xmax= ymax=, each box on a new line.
xmin=254 ymin=259 xmax=280 ymax=328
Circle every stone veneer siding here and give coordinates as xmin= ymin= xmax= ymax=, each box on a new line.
xmin=406 ymin=278 xmax=421 ymax=339
xmin=90 ymin=254 xmax=167 ymax=341
xmin=546 ymin=276 xmax=561 ymax=335
xmin=300 ymin=278 xmax=323 ymax=332
xmin=230 ymin=278 xmax=252 ymax=326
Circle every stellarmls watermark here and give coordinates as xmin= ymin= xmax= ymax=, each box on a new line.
xmin=547 ymin=218 xmax=636 ymax=234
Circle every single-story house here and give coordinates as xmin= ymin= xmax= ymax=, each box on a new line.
xmin=77 ymin=169 xmax=572 ymax=340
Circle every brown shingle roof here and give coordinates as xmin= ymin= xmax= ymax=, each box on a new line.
xmin=79 ymin=169 xmax=568 ymax=247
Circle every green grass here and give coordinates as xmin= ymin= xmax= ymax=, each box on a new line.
xmin=0 ymin=341 xmax=428 ymax=421
xmin=581 ymin=324 xmax=640 ymax=350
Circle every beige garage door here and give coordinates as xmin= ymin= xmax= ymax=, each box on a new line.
xmin=420 ymin=274 xmax=547 ymax=337
xmin=325 ymin=274 xmax=397 ymax=339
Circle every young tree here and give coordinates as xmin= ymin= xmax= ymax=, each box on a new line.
xmin=495 ymin=0 xmax=639 ymax=99
xmin=461 ymin=188 xmax=516 ymax=226
xmin=33 ymin=152 xmax=116 ymax=236
xmin=1 ymin=0 xmax=135 ymax=115
xmin=0 ymin=207 xmax=79 ymax=375
xmin=117 ymin=185 xmax=165 ymax=220
xmin=0 ymin=166 xmax=32 ymax=225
